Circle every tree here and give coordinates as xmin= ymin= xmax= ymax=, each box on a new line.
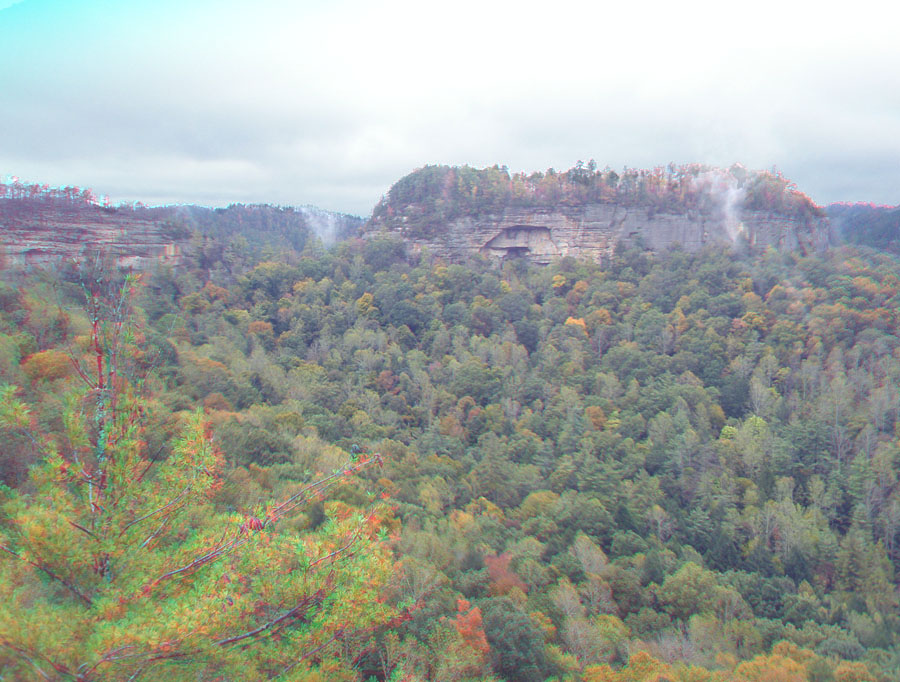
xmin=479 ymin=596 xmax=548 ymax=682
xmin=658 ymin=562 xmax=719 ymax=622
xmin=0 ymin=267 xmax=401 ymax=680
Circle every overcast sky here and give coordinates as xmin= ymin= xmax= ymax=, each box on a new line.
xmin=2 ymin=0 xmax=898 ymax=216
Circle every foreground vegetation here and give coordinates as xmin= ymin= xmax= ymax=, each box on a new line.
xmin=2 ymin=229 xmax=900 ymax=680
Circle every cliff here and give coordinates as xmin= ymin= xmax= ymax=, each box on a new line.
xmin=363 ymin=164 xmax=835 ymax=264
xmin=0 ymin=185 xmax=363 ymax=271
xmin=0 ymin=199 xmax=189 ymax=269
xmin=368 ymin=203 xmax=833 ymax=265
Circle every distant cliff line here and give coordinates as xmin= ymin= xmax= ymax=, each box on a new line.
xmin=0 ymin=180 xmax=363 ymax=270
xmin=4 ymin=166 xmax=895 ymax=271
xmin=364 ymin=163 xmax=835 ymax=263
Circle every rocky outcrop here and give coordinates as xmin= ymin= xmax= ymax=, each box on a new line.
xmin=366 ymin=203 xmax=834 ymax=265
xmin=0 ymin=197 xmax=364 ymax=271
xmin=0 ymin=201 xmax=188 ymax=269
xmin=363 ymin=163 xmax=839 ymax=264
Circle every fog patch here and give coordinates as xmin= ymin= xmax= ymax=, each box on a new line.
xmin=689 ymin=167 xmax=748 ymax=242
xmin=297 ymin=205 xmax=363 ymax=246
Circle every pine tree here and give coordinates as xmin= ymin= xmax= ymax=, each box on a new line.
xmin=0 ymin=267 xmax=402 ymax=680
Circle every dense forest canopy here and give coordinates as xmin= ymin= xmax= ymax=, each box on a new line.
xmin=0 ymin=261 xmax=405 ymax=680
xmin=2 ymin=174 xmax=900 ymax=679
xmin=370 ymin=163 xmax=824 ymax=237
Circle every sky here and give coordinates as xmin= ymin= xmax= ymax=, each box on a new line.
xmin=1 ymin=0 xmax=898 ymax=216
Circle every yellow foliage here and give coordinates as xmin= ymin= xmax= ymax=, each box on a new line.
xmin=179 ymin=291 xmax=209 ymax=314
xmin=587 ymin=308 xmax=613 ymax=326
xmin=833 ymin=661 xmax=877 ymax=682
xmin=585 ymin=405 xmax=607 ymax=430
xmin=583 ymin=651 xmax=673 ymax=682
xmin=21 ymin=349 xmax=72 ymax=383
xmin=529 ymin=610 xmax=556 ymax=642
xmin=449 ymin=509 xmax=476 ymax=533
xmin=742 ymin=291 xmax=764 ymax=310
xmin=544 ymin=644 xmax=580 ymax=677
xmin=518 ymin=490 xmax=559 ymax=520
xmin=292 ymin=277 xmax=314 ymax=294
xmin=617 ymin=281 xmax=636 ymax=297
xmin=732 ymin=651 xmax=806 ymax=682
xmin=356 ymin=292 xmax=376 ymax=315
xmin=671 ymin=307 xmax=689 ymax=335
xmin=851 ymin=276 xmax=880 ymax=298
xmin=417 ymin=481 xmax=444 ymax=514
xmin=438 ymin=413 xmax=465 ymax=438
xmin=567 ymin=280 xmax=589 ymax=304
xmin=247 ymin=320 xmax=273 ymax=336
xmin=770 ymin=641 xmax=815 ymax=665
xmin=582 ymin=664 xmax=617 ymax=681
xmin=465 ymin=496 xmax=504 ymax=520
xmin=765 ymin=284 xmax=789 ymax=302
xmin=741 ymin=311 xmax=766 ymax=331
xmin=376 ymin=476 xmax=397 ymax=495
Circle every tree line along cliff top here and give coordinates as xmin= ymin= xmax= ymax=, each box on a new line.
xmin=369 ymin=162 xmax=825 ymax=236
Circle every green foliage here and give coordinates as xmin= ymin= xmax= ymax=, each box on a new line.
xmin=479 ymin=596 xmax=548 ymax=682
xmin=371 ymin=163 xmax=823 ymax=237
xmin=0 ymin=272 xmax=401 ymax=680
xmin=4 ymin=230 xmax=900 ymax=679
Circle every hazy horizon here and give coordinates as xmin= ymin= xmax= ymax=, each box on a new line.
xmin=2 ymin=0 xmax=898 ymax=216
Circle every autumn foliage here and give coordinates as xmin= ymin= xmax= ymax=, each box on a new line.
xmin=0 ymin=268 xmax=401 ymax=680
xmin=3 ymin=197 xmax=900 ymax=680
xmin=452 ymin=599 xmax=490 ymax=660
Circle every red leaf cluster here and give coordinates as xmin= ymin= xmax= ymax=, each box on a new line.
xmin=483 ymin=553 xmax=527 ymax=595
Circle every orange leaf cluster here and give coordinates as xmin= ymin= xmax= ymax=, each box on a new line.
xmin=452 ymin=599 xmax=490 ymax=658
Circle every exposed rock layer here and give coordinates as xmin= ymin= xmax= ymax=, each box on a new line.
xmin=0 ymin=202 xmax=186 ymax=269
xmin=366 ymin=204 xmax=834 ymax=264
xmin=0 ymin=199 xmax=363 ymax=271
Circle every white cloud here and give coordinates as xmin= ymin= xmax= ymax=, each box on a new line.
xmin=2 ymin=0 xmax=899 ymax=213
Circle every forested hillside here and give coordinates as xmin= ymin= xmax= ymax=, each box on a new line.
xmin=827 ymin=203 xmax=900 ymax=254
xmin=2 ymin=231 xmax=900 ymax=680
xmin=0 ymin=178 xmax=363 ymax=268
xmin=370 ymin=163 xmax=823 ymax=237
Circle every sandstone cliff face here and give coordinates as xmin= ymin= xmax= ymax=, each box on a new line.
xmin=0 ymin=199 xmax=364 ymax=272
xmin=0 ymin=201 xmax=187 ymax=269
xmin=366 ymin=204 xmax=834 ymax=264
